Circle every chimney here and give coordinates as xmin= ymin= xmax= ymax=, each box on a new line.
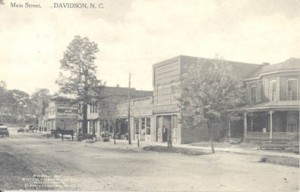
xmin=116 ymin=84 xmax=119 ymax=87
xmin=262 ymin=62 xmax=270 ymax=66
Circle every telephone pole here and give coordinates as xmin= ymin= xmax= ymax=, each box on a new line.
xmin=128 ymin=73 xmax=132 ymax=144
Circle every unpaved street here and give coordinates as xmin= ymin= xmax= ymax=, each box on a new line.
xmin=0 ymin=128 xmax=299 ymax=191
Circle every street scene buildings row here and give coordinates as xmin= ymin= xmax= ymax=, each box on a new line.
xmin=40 ymin=55 xmax=300 ymax=144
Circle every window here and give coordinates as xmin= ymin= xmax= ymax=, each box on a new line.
xmin=93 ymin=101 xmax=98 ymax=113
xmin=89 ymin=101 xmax=98 ymax=113
xmin=146 ymin=118 xmax=151 ymax=135
xmin=134 ymin=118 xmax=139 ymax=134
xmin=156 ymin=85 xmax=162 ymax=104
xmin=270 ymin=81 xmax=277 ymax=101
xmin=288 ymin=124 xmax=296 ymax=132
xmin=287 ymin=79 xmax=298 ymax=100
xmin=250 ymin=86 xmax=256 ymax=103
xmin=141 ymin=118 xmax=146 ymax=135
xmin=171 ymin=82 xmax=179 ymax=103
xmin=89 ymin=103 xmax=92 ymax=113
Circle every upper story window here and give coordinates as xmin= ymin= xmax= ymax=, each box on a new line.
xmin=250 ymin=86 xmax=256 ymax=103
xmin=88 ymin=101 xmax=98 ymax=114
xmin=287 ymin=79 xmax=298 ymax=100
xmin=270 ymin=80 xmax=277 ymax=102
xmin=156 ymin=84 xmax=162 ymax=104
xmin=171 ymin=82 xmax=178 ymax=103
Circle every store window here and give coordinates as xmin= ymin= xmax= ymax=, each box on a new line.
xmin=146 ymin=118 xmax=151 ymax=135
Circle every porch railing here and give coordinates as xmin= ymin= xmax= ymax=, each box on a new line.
xmin=246 ymin=132 xmax=299 ymax=140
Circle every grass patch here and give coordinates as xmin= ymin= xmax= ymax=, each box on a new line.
xmin=143 ymin=145 xmax=209 ymax=156
xmin=0 ymin=151 xmax=33 ymax=190
xmin=259 ymin=156 xmax=299 ymax=167
xmin=0 ymin=146 xmax=53 ymax=190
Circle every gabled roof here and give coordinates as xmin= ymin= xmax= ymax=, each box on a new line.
xmin=247 ymin=58 xmax=300 ymax=79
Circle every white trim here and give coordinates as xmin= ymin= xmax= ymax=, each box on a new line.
xmin=244 ymin=69 xmax=300 ymax=81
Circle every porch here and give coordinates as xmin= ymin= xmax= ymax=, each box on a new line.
xmin=242 ymin=110 xmax=299 ymax=141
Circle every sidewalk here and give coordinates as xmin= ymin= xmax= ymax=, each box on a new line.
xmin=177 ymin=143 xmax=300 ymax=159
xmin=118 ymin=139 xmax=300 ymax=159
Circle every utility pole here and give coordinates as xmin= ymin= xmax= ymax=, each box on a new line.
xmin=128 ymin=73 xmax=131 ymax=144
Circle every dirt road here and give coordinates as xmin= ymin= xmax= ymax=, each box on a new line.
xmin=0 ymin=128 xmax=299 ymax=191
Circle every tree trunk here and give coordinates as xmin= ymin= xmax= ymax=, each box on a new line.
xmin=207 ymin=122 xmax=215 ymax=154
xmin=113 ymin=119 xmax=116 ymax=144
xmin=167 ymin=128 xmax=173 ymax=150
xmin=82 ymin=103 xmax=88 ymax=134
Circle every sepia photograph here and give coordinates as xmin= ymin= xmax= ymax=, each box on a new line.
xmin=0 ymin=0 xmax=299 ymax=191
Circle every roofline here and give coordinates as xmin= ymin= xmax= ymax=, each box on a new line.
xmin=153 ymin=55 xmax=261 ymax=68
xmin=244 ymin=69 xmax=300 ymax=82
xmin=153 ymin=55 xmax=181 ymax=67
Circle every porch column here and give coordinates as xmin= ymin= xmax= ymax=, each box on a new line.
xmin=243 ymin=113 xmax=248 ymax=138
xmin=269 ymin=111 xmax=273 ymax=139
xmin=228 ymin=121 xmax=231 ymax=138
xmin=250 ymin=113 xmax=254 ymax=132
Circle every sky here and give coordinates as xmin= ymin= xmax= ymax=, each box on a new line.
xmin=0 ymin=0 xmax=299 ymax=94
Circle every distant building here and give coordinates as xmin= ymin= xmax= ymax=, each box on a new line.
xmin=44 ymin=96 xmax=78 ymax=132
xmin=116 ymin=96 xmax=153 ymax=142
xmin=83 ymin=86 xmax=152 ymax=139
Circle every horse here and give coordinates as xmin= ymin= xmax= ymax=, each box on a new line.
xmin=55 ymin=128 xmax=74 ymax=141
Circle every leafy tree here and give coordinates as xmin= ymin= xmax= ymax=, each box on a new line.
xmin=30 ymin=89 xmax=51 ymax=115
xmin=98 ymin=95 xmax=119 ymax=144
xmin=8 ymin=89 xmax=32 ymax=125
xmin=56 ymin=36 xmax=103 ymax=134
xmin=29 ymin=88 xmax=51 ymax=128
xmin=0 ymin=80 xmax=8 ymax=122
xmin=180 ymin=57 xmax=246 ymax=153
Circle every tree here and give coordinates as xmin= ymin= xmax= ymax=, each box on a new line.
xmin=0 ymin=80 xmax=8 ymax=122
xmin=29 ymin=88 xmax=51 ymax=129
xmin=98 ymin=95 xmax=119 ymax=144
xmin=30 ymin=89 xmax=51 ymax=115
xmin=180 ymin=57 xmax=246 ymax=153
xmin=8 ymin=89 xmax=32 ymax=125
xmin=56 ymin=36 xmax=103 ymax=134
